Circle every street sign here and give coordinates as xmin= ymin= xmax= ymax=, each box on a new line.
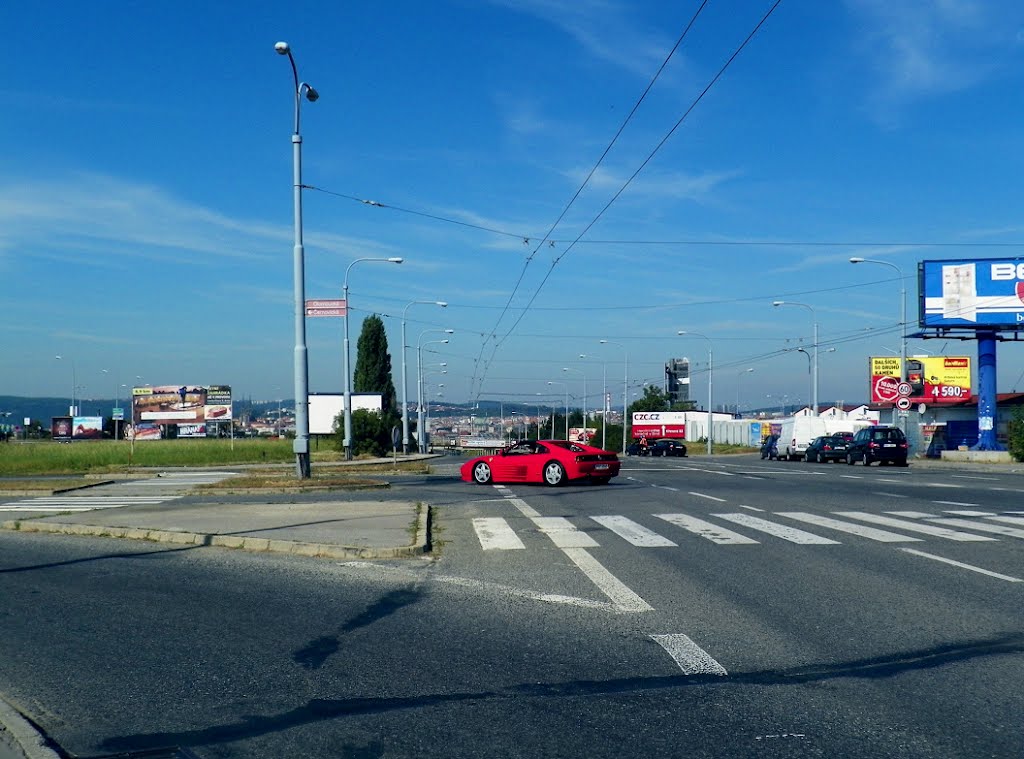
xmin=897 ymin=382 xmax=913 ymax=397
xmin=112 ymin=408 xmax=124 ymax=421
xmin=305 ymin=298 xmax=347 ymax=317
xmin=896 ymin=396 xmax=912 ymax=411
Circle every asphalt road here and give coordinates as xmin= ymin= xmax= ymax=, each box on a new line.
xmin=1 ymin=454 xmax=1021 ymax=757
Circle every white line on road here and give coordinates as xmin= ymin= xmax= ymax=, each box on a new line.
xmin=898 ymin=549 xmax=1022 ymax=583
xmin=650 ymin=634 xmax=727 ymax=676
xmin=688 ymin=491 xmax=727 ymax=503
xmin=777 ymin=512 xmax=921 ymax=543
xmin=655 ymin=514 xmax=758 ymax=545
xmin=506 ymin=495 xmax=541 ymax=518
xmin=835 ymin=512 xmax=997 ymax=542
xmin=714 ymin=513 xmax=840 ymax=545
xmin=951 ymin=474 xmax=999 ymax=481
xmin=923 ymin=483 xmax=964 ymax=489
xmin=872 ymin=492 xmax=908 ymax=499
xmin=986 ymin=515 xmax=1024 ymax=527
xmin=839 ymin=475 xmax=863 ymax=480
xmin=472 ymin=518 xmax=526 ymax=550
xmin=591 ymin=516 xmax=677 ymax=547
xmin=885 ymin=511 xmax=935 ymax=518
xmin=944 ymin=510 xmax=994 ymax=517
xmin=926 ymin=518 xmax=1024 ymax=540
xmin=738 ymin=504 xmax=765 ymax=512
xmin=932 ymin=501 xmax=980 ymax=508
xmin=562 ymin=548 xmax=653 ymax=612
xmin=531 ymin=517 xmax=600 ymax=548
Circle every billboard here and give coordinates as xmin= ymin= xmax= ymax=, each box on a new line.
xmin=920 ymin=258 xmax=1024 ymax=329
xmin=132 ymin=385 xmax=232 ymax=425
xmin=869 ymin=356 xmax=971 ymax=404
xmin=631 ymin=411 xmax=687 ymax=440
xmin=568 ymin=427 xmax=598 ymax=443
xmin=308 ymin=393 xmax=383 ymax=435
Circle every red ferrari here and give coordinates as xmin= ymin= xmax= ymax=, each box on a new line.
xmin=461 ymin=439 xmax=621 ymax=486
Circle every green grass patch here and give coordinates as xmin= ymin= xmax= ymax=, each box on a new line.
xmin=0 ymin=478 xmax=96 ymax=492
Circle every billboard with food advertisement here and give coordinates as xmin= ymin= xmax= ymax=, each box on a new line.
xmin=568 ymin=427 xmax=598 ymax=443
xmin=869 ymin=357 xmax=971 ymax=404
xmin=919 ymin=258 xmax=1024 ymax=329
xmin=631 ymin=411 xmax=686 ymax=440
xmin=132 ymin=385 xmax=232 ymax=426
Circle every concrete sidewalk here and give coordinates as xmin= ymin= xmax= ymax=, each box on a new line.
xmin=2 ymin=498 xmax=430 ymax=560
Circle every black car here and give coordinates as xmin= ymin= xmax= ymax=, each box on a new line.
xmin=625 ymin=442 xmax=647 ymax=456
xmin=805 ymin=435 xmax=848 ymax=463
xmin=760 ymin=434 xmax=779 ymax=460
xmin=649 ymin=439 xmax=687 ymax=457
xmin=846 ymin=425 xmax=909 ymax=466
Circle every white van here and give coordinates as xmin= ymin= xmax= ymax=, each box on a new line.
xmin=777 ymin=417 xmax=828 ymax=461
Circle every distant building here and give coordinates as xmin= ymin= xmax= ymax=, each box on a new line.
xmin=665 ymin=358 xmax=690 ymax=405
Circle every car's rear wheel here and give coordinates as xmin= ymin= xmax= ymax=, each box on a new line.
xmin=472 ymin=461 xmax=492 ymax=484
xmin=846 ymin=452 xmax=854 ymax=465
xmin=863 ymin=453 xmax=873 ymax=466
xmin=544 ymin=461 xmax=567 ymax=486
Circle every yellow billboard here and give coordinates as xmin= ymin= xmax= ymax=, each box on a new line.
xmin=869 ymin=356 xmax=971 ymax=404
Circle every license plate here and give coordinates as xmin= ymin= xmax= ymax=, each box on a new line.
xmin=883 ymin=443 xmax=895 ymax=447
xmin=594 ymin=463 xmax=609 ymax=470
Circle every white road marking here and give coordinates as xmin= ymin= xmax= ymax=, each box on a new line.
xmin=507 ymin=496 xmax=541 ymax=518
xmin=472 ymin=518 xmax=525 ymax=550
xmin=562 ymin=548 xmax=653 ymax=612
xmin=590 ymin=516 xmax=677 ymax=547
xmin=944 ymin=510 xmax=994 ymax=517
xmin=652 ymin=485 xmax=680 ymax=492
xmin=877 ymin=478 xmax=901 ymax=483
xmin=655 ymin=514 xmax=758 ymax=545
xmin=835 ymin=512 xmax=997 ymax=542
xmin=738 ymin=504 xmax=765 ymax=512
xmin=688 ymin=491 xmax=727 ymax=503
xmin=923 ymin=483 xmax=964 ymax=489
xmin=926 ymin=518 xmax=1024 ymax=540
xmin=988 ymin=488 xmax=1023 ymax=493
xmin=986 ymin=515 xmax=1024 ymax=527
xmin=650 ymin=634 xmax=727 ymax=676
xmin=872 ymin=492 xmax=908 ymax=499
xmin=531 ymin=517 xmax=600 ymax=548
xmin=951 ymin=474 xmax=999 ymax=481
xmin=885 ymin=511 xmax=934 ymax=518
xmin=777 ymin=512 xmax=921 ymax=543
xmin=839 ymin=475 xmax=863 ymax=480
xmin=932 ymin=501 xmax=980 ymax=508
xmin=714 ymin=513 xmax=839 ymax=545
xmin=899 ymin=549 xmax=1022 ymax=583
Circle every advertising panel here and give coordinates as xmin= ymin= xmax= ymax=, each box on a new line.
xmin=71 ymin=417 xmax=104 ymax=440
xmin=308 ymin=393 xmax=383 ymax=435
xmin=920 ymin=258 xmax=1024 ymax=329
xmin=177 ymin=423 xmax=208 ymax=438
xmin=51 ymin=416 xmax=73 ymax=441
xmin=568 ymin=427 xmax=597 ymax=443
xmin=631 ymin=411 xmax=687 ymax=440
xmin=132 ymin=385 xmax=232 ymax=426
xmin=205 ymin=385 xmax=233 ymax=421
xmin=869 ymin=356 xmax=971 ymax=404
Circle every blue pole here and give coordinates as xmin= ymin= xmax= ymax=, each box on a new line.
xmin=973 ymin=330 xmax=1002 ymax=450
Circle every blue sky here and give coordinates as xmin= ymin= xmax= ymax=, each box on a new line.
xmin=4 ymin=0 xmax=1024 ymax=415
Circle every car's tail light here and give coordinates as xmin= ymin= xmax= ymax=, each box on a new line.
xmin=824 ymin=444 xmax=832 ymax=451
xmin=869 ymin=442 xmax=880 ymax=449
xmin=900 ymin=442 xmax=908 ymax=449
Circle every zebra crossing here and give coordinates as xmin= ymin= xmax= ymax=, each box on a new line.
xmin=471 ymin=508 xmax=1021 ymax=551
xmin=0 ymin=471 xmax=239 ymax=513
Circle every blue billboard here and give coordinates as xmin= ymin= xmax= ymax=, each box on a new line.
xmin=919 ymin=258 xmax=1024 ymax=330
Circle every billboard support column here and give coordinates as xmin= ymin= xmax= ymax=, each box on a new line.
xmin=973 ymin=331 xmax=1002 ymax=451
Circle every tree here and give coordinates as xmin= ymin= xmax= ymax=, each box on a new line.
xmin=335 ymin=314 xmax=400 ymax=456
xmin=1007 ymin=406 xmax=1024 ymax=462
xmin=628 ymin=385 xmax=670 ymax=414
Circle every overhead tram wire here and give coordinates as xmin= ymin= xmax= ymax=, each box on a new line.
xmin=492 ymin=0 xmax=786 ymax=351
xmin=469 ymin=1 xmax=714 ymax=400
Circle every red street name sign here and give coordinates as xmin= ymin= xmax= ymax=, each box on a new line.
xmin=305 ymin=298 xmax=347 ymax=317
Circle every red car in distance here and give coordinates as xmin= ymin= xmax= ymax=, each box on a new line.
xmin=461 ymin=439 xmax=621 ymax=486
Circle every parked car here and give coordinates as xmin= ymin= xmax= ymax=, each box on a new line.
xmin=649 ymin=439 xmax=687 ymax=457
xmin=626 ymin=442 xmax=648 ymax=456
xmin=760 ymin=434 xmax=779 ymax=460
xmin=805 ymin=435 xmax=849 ymax=463
xmin=461 ymin=439 xmax=621 ymax=485
xmin=846 ymin=425 xmax=909 ymax=466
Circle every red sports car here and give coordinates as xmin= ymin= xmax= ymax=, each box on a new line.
xmin=461 ymin=439 xmax=621 ymax=486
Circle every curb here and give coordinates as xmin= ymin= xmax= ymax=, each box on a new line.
xmin=0 ymin=504 xmax=431 ymax=561
xmin=0 ymin=696 xmax=60 ymax=759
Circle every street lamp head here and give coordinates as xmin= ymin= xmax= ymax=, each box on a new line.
xmin=387 ymin=257 xmax=403 ymax=264
xmin=444 ymin=329 xmax=454 ymax=334
xmin=849 ymin=257 xmax=865 ymax=264
xmin=772 ymin=301 xmax=784 ymax=307
xmin=436 ymin=301 xmax=448 ymax=307
xmin=303 ymin=85 xmax=319 ymax=102
xmin=599 ymin=339 xmax=608 ymax=344
xmin=274 ymin=41 xmax=290 ymax=55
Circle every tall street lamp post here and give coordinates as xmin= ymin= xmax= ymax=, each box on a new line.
xmin=547 ymin=381 xmax=569 ymax=440
xmin=55 ymin=355 xmax=76 ymax=416
xmin=735 ymin=367 xmax=754 ymax=416
xmin=342 ymin=256 xmax=403 ymax=460
xmin=599 ymin=339 xmax=629 ymax=454
xmin=562 ymin=365 xmax=586 ymax=442
xmin=276 ymin=40 xmax=318 ymax=478
xmin=773 ymin=301 xmax=818 ymax=415
xmin=678 ymin=331 xmax=713 ymax=455
xmin=850 ymin=257 xmax=906 ymax=429
xmin=417 ymin=329 xmax=453 ymax=453
xmin=401 ymin=300 xmax=447 ymax=453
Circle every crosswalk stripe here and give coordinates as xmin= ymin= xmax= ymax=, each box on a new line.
xmin=945 ymin=510 xmax=994 ymax=517
xmin=985 ymin=515 xmax=1024 ymax=527
xmin=885 ymin=511 xmax=934 ymax=518
xmin=654 ymin=514 xmax=758 ymax=545
xmin=926 ymin=517 xmax=1024 ymax=540
xmin=590 ymin=516 xmax=677 ymax=547
xmin=472 ymin=518 xmax=526 ymax=550
xmin=651 ymin=633 xmax=727 ymax=676
xmin=713 ymin=513 xmax=840 ymax=545
xmin=776 ymin=512 xmax=921 ymax=543
xmin=835 ymin=512 xmax=997 ymax=542
xmin=531 ymin=517 xmax=600 ymax=548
